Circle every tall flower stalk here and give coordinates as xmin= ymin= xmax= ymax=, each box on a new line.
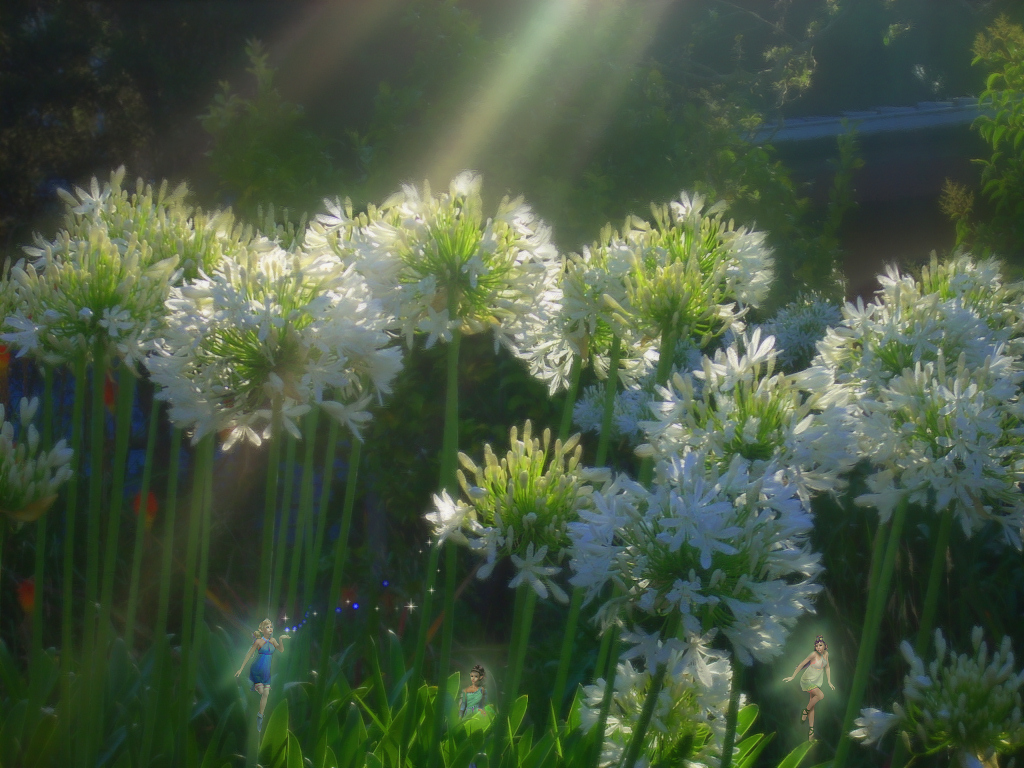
xmin=820 ymin=255 xmax=1024 ymax=768
xmin=426 ymin=420 xmax=607 ymax=760
xmin=318 ymin=173 xmax=559 ymax=760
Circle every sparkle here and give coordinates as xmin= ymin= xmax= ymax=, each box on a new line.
xmin=406 ymin=601 xmax=417 ymax=612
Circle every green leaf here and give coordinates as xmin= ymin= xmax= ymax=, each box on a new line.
xmin=200 ymin=700 xmax=235 ymax=768
xmin=287 ymin=732 xmax=304 ymax=768
xmin=517 ymin=723 xmax=534 ymax=765
xmin=325 ymin=746 xmax=339 ymax=768
xmin=733 ymin=732 xmax=774 ymax=768
xmin=260 ymin=699 xmax=290 ymax=768
xmin=365 ymin=751 xmax=384 ymax=768
xmin=367 ymin=640 xmax=391 ymax=727
xmin=775 ymin=740 xmax=817 ymax=768
xmin=23 ymin=713 xmax=58 ymax=768
xmin=386 ymin=630 xmax=408 ymax=707
xmin=0 ymin=642 xmax=26 ymax=702
xmin=313 ymin=733 xmax=327 ymax=768
xmin=508 ymin=695 xmax=529 ymax=736
xmin=335 ymin=702 xmax=366 ymax=767
xmin=521 ymin=731 xmax=556 ymax=768
xmin=735 ymin=703 xmax=759 ymax=737
xmin=0 ymin=698 xmax=26 ymax=767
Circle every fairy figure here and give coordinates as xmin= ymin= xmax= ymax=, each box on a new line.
xmin=236 ymin=618 xmax=290 ymax=733
xmin=783 ymin=635 xmax=835 ymax=741
xmin=459 ymin=664 xmax=487 ymax=719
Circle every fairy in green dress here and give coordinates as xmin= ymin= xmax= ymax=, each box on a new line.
xmin=783 ymin=635 xmax=834 ymax=741
xmin=459 ymin=665 xmax=487 ymax=718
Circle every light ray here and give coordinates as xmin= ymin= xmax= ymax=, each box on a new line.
xmin=426 ymin=0 xmax=674 ymax=185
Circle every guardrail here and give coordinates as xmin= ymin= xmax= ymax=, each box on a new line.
xmin=753 ymin=97 xmax=984 ymax=143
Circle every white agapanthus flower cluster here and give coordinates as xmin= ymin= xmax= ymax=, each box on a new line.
xmin=568 ymin=453 xmax=823 ymax=664
xmin=759 ymin=294 xmax=841 ymax=373
xmin=854 ymin=350 xmax=1024 ymax=544
xmin=852 ymin=627 xmax=1024 ymax=766
xmin=580 ymin=633 xmax=736 ymax=768
xmin=508 ymin=229 xmax=657 ymax=396
xmin=49 ymin=166 xmax=238 ymax=281
xmin=572 ymin=337 xmax=704 ymax=445
xmin=816 ymin=257 xmax=1020 ymax=392
xmin=0 ymin=397 xmax=74 ymax=522
xmin=5 ymin=226 xmax=179 ymax=366
xmin=146 ymin=239 xmax=402 ymax=448
xmin=319 ymin=172 xmax=560 ymax=350
xmin=424 ymin=421 xmax=609 ymax=602
xmin=815 ymin=255 xmax=1024 ymax=544
xmin=638 ymin=329 xmax=857 ymax=504
xmin=621 ymin=192 xmax=773 ymax=347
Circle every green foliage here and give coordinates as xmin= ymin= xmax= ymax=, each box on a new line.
xmin=199 ymin=40 xmax=335 ymax=221
xmin=956 ymin=15 xmax=1024 ymax=261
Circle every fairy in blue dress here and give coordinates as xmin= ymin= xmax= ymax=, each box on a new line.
xmin=235 ymin=618 xmax=290 ymax=732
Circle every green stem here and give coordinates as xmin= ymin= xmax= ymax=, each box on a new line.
xmin=124 ymin=397 xmax=162 ymax=651
xmin=892 ymin=504 xmax=954 ymax=768
xmin=98 ymin=367 xmax=137 ymax=649
xmin=313 ymin=437 xmax=361 ymax=744
xmin=0 ymin=518 xmax=5 ymax=648
xmin=595 ymin=336 xmax=622 ymax=468
xmin=618 ymin=613 xmax=681 ymax=768
xmin=552 ymin=587 xmax=585 ymax=712
xmin=489 ymin=584 xmax=529 ymax=765
xmin=31 ymin=367 xmax=54 ymax=667
xmin=914 ymin=505 xmax=953 ymax=655
xmin=270 ymin=432 xmax=297 ymax=616
xmin=719 ymin=661 xmax=745 ymax=768
xmin=427 ymin=326 xmax=462 ymax=768
xmin=508 ymin=586 xmax=537 ymax=701
xmin=429 ymin=539 xmax=459 ymax=768
xmin=139 ymin=427 xmax=182 ymax=768
xmin=286 ymin=409 xmax=319 ymax=617
xmin=833 ymin=497 xmax=909 ymax=768
xmin=638 ymin=327 xmax=678 ymax=487
xmin=83 ymin=348 xmax=107 ymax=656
xmin=186 ymin=436 xmax=215 ymax=702
xmin=258 ymin=419 xmax=283 ymax=615
xmin=304 ymin=417 xmax=339 ymax=610
xmin=558 ymin=355 xmax=583 ymax=443
xmin=178 ymin=436 xmax=210 ymax=735
xmin=588 ymin=626 xmax=621 ymax=768
xmin=59 ymin=356 xmax=87 ymax=762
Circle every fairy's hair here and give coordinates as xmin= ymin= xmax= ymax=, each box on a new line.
xmin=252 ymin=618 xmax=272 ymax=640
xmin=471 ymin=664 xmax=485 ymax=680
xmin=814 ymin=635 xmax=828 ymax=652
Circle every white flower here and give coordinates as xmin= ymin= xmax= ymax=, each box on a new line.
xmin=853 ymin=628 xmax=1024 ymax=759
xmin=424 ymin=421 xmax=605 ymax=603
xmin=816 ymin=254 xmax=1024 ymax=544
xmin=760 ymin=294 xmax=842 ymax=373
xmin=579 ymin=640 xmax=738 ymax=768
xmin=509 ymin=542 xmax=565 ymax=601
xmin=621 ymin=191 xmax=772 ymax=347
xmin=426 ymin=490 xmax=474 ymax=546
xmin=569 ymin=453 xmax=822 ymax=664
xmin=5 ymin=227 xmax=178 ymax=367
xmin=0 ymin=397 xmax=74 ymax=522
xmin=850 ymin=708 xmax=902 ymax=745
xmin=146 ymin=239 xmax=401 ymax=446
xmin=317 ymin=174 xmax=559 ymax=351
xmin=639 ymin=329 xmax=858 ymax=505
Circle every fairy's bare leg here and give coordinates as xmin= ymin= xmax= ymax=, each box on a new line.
xmin=259 ymin=684 xmax=271 ymax=716
xmin=807 ymin=688 xmax=823 ymax=735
